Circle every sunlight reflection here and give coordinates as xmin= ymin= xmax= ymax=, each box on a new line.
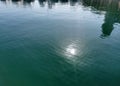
xmin=65 ymin=43 xmax=78 ymax=57
xmin=66 ymin=47 xmax=76 ymax=55
xmin=61 ymin=40 xmax=83 ymax=63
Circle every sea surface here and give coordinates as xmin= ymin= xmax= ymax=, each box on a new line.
xmin=0 ymin=0 xmax=120 ymax=86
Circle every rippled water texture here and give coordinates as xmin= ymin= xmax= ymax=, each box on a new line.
xmin=0 ymin=0 xmax=120 ymax=86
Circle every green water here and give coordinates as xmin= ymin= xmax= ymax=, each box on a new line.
xmin=0 ymin=0 xmax=120 ymax=86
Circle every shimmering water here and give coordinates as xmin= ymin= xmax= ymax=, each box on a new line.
xmin=0 ymin=0 xmax=120 ymax=86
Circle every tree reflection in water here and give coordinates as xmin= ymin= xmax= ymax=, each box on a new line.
xmin=83 ymin=0 xmax=120 ymax=37
xmin=1 ymin=0 xmax=120 ymax=37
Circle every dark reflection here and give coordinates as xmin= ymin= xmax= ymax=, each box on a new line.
xmin=101 ymin=12 xmax=120 ymax=37
xmin=1 ymin=0 xmax=35 ymax=6
xmin=1 ymin=0 xmax=120 ymax=37
xmin=38 ymin=0 xmax=78 ymax=8
xmin=82 ymin=0 xmax=120 ymax=37
xmin=0 ymin=0 xmax=80 ymax=6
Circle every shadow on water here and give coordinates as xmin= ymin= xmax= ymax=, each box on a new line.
xmin=1 ymin=0 xmax=120 ymax=38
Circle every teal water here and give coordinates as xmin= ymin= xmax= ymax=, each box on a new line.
xmin=0 ymin=0 xmax=120 ymax=86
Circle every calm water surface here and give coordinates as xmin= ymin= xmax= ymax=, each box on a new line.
xmin=0 ymin=0 xmax=120 ymax=86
